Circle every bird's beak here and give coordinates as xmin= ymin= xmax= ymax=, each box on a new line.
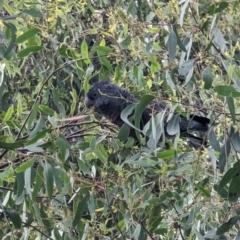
xmin=84 ymin=95 xmax=95 ymax=108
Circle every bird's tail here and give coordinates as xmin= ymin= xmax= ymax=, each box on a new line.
xmin=188 ymin=115 xmax=210 ymax=132
xmin=181 ymin=132 xmax=208 ymax=147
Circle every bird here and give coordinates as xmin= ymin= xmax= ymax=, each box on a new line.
xmin=84 ymin=81 xmax=210 ymax=145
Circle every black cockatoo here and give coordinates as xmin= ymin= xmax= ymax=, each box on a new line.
xmin=85 ymin=81 xmax=209 ymax=145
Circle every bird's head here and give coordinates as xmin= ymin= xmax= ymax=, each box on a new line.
xmin=84 ymin=81 xmax=134 ymax=125
xmin=84 ymin=81 xmax=113 ymax=109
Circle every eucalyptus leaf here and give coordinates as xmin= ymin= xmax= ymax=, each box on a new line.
xmin=168 ymin=30 xmax=177 ymax=63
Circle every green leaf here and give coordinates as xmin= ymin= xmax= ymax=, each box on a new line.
xmin=90 ymin=137 xmax=96 ymax=151
xmin=147 ymin=198 xmax=162 ymax=206
xmin=208 ymin=128 xmax=220 ymax=151
xmin=233 ymin=69 xmax=240 ymax=91
xmin=16 ymin=28 xmax=40 ymax=44
xmin=214 ymin=85 xmax=240 ymax=97
xmin=167 ymin=114 xmax=180 ymax=135
xmin=125 ymin=158 xmax=157 ymax=167
xmin=166 ymin=71 xmax=176 ymax=89
xmin=32 ymin=164 xmax=43 ymax=201
xmin=195 ymin=184 xmax=210 ymax=197
xmin=132 ymin=224 xmax=141 ymax=239
xmin=157 ymin=150 xmax=178 ymax=160
xmin=179 ymin=60 xmax=194 ymax=77
xmin=159 ymin=190 xmax=173 ymax=202
xmin=76 ymin=141 xmax=89 ymax=150
xmin=78 ymin=160 xmax=92 ymax=175
xmin=0 ymin=15 xmax=17 ymax=20
xmin=23 ymin=8 xmax=43 ymax=18
xmin=27 ymin=101 xmax=40 ymax=130
xmin=6 ymin=120 xmax=21 ymax=130
xmin=17 ymin=45 xmax=42 ymax=58
xmin=168 ymin=30 xmax=177 ymax=62
xmin=227 ymin=97 xmax=235 ymax=124
xmin=118 ymin=123 xmax=131 ymax=141
xmin=216 ymin=216 xmax=240 ymax=235
xmin=99 ymin=56 xmax=112 ymax=71
xmin=3 ymin=104 xmax=13 ymax=122
xmin=84 ymin=64 xmax=94 ymax=85
xmin=146 ymin=11 xmax=155 ymax=22
xmin=121 ymin=104 xmax=141 ymax=132
xmin=134 ymin=95 xmax=154 ymax=139
xmin=95 ymin=46 xmax=112 ymax=55
xmin=149 ymin=56 xmax=161 ymax=74
xmin=72 ymin=194 xmax=89 ymax=227
xmin=215 ymin=2 xmax=229 ymax=12
xmin=43 ymin=162 xmax=54 ymax=199
xmin=52 ymin=89 xmax=65 ymax=115
xmin=28 ymin=115 xmax=45 ymax=139
xmin=208 ymin=2 xmax=229 ymax=15
xmin=149 ymin=113 xmax=157 ymax=149
xmin=173 ymin=27 xmax=186 ymax=52
xmin=27 ymin=129 xmax=51 ymax=146
xmin=148 ymin=216 xmax=164 ymax=232
xmin=81 ymin=39 xmax=90 ymax=64
xmin=133 ymin=65 xmax=138 ymax=80
xmin=39 ymin=104 xmax=55 ymax=115
xmin=127 ymin=0 xmax=137 ymax=16
xmin=24 ymin=167 xmax=32 ymax=198
xmin=53 ymin=228 xmax=62 ymax=239
xmin=179 ymin=0 xmax=189 ymax=26
xmin=16 ymin=172 xmax=25 ymax=199
xmin=0 ymin=140 xmax=26 ymax=149
xmin=70 ymin=89 xmax=77 ymax=115
xmin=213 ymin=184 xmax=228 ymax=199
xmin=5 ymin=210 xmax=22 ymax=229
xmin=114 ymin=65 xmax=122 ymax=82
xmin=16 ymin=93 xmax=23 ymax=116
xmin=213 ymin=29 xmax=225 ymax=53
xmin=221 ymin=60 xmax=240 ymax=91
xmin=231 ymin=131 xmax=240 ymax=152
xmin=154 ymin=228 xmax=168 ymax=235
xmin=56 ymin=137 xmax=69 ymax=162
xmin=120 ymin=36 xmax=131 ymax=49
xmin=58 ymin=44 xmax=68 ymax=57
xmin=3 ymin=22 xmax=16 ymax=58
xmin=202 ymin=67 xmax=213 ymax=89
xmin=24 ymin=144 xmax=43 ymax=153
xmin=228 ymin=176 xmax=240 ymax=202
xmin=40 ymin=208 xmax=53 ymax=233
xmin=95 ymin=144 xmax=108 ymax=164
xmin=52 ymin=168 xmax=64 ymax=192
xmin=15 ymin=157 xmax=36 ymax=173
xmin=202 ymin=20 xmax=210 ymax=32
xmin=218 ymin=163 xmax=239 ymax=193
xmin=219 ymin=137 xmax=231 ymax=173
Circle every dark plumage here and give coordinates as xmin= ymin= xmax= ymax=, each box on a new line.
xmin=85 ymin=81 xmax=209 ymax=144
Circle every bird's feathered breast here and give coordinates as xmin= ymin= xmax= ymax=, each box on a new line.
xmin=85 ymin=81 xmax=136 ymax=127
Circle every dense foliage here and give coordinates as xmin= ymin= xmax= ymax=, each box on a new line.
xmin=0 ymin=0 xmax=240 ymax=239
